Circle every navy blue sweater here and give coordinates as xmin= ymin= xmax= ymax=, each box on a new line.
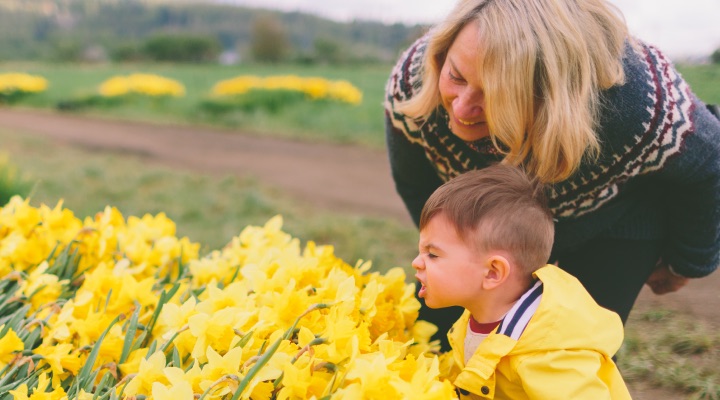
xmin=385 ymin=34 xmax=720 ymax=278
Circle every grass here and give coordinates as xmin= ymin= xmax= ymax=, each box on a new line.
xmin=0 ymin=126 xmax=418 ymax=274
xmin=677 ymin=63 xmax=720 ymax=106
xmin=0 ymin=62 xmax=392 ymax=148
xmin=620 ymin=309 xmax=720 ymax=399
xmin=0 ymin=154 xmax=34 ymax=205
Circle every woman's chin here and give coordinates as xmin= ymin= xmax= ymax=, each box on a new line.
xmin=450 ymin=124 xmax=489 ymax=142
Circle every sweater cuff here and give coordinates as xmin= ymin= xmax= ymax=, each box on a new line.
xmin=666 ymin=264 xmax=685 ymax=278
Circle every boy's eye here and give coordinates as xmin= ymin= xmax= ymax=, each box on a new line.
xmin=427 ymin=253 xmax=438 ymax=259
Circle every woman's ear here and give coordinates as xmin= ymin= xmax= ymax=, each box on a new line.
xmin=482 ymin=254 xmax=511 ymax=290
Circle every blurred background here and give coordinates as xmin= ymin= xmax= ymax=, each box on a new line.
xmin=0 ymin=1 xmax=718 ymax=398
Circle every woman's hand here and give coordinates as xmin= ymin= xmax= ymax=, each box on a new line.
xmin=645 ymin=260 xmax=689 ymax=294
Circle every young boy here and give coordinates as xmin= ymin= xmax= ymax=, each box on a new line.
xmin=412 ymin=164 xmax=631 ymax=399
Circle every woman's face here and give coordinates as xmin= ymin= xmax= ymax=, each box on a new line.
xmin=438 ymin=21 xmax=489 ymax=142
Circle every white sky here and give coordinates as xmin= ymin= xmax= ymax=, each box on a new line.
xmin=222 ymin=0 xmax=720 ymax=59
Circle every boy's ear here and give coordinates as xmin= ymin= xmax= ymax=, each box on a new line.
xmin=482 ymin=255 xmax=511 ymax=290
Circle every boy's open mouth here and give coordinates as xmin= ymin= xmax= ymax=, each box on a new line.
xmin=416 ymin=277 xmax=427 ymax=298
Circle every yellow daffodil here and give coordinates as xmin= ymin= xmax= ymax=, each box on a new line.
xmin=0 ymin=201 xmax=452 ymax=399
xmin=8 ymin=383 xmax=29 ymax=400
xmin=391 ymin=355 xmax=459 ymax=400
xmin=9 ymin=373 xmax=66 ymax=400
xmin=344 ymin=353 xmax=400 ymax=399
xmin=33 ymin=342 xmax=82 ymax=380
xmin=41 ymin=300 xmax=78 ymax=346
xmin=198 ymin=346 xmax=245 ymax=396
xmin=118 ymin=347 xmax=149 ymax=377
xmin=124 ymin=350 xmax=169 ymax=396
xmin=164 ymin=362 xmax=204 ymax=394
xmin=62 ymin=390 xmax=95 ymax=400
xmin=152 ymin=379 xmax=195 ymax=400
xmin=0 ymin=325 xmax=24 ymax=370
xmin=249 ymin=381 xmax=275 ymax=400
xmin=16 ymin=262 xmax=67 ymax=312
xmin=275 ymin=361 xmax=313 ymax=399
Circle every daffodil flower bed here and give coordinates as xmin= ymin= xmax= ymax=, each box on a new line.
xmin=98 ymin=74 xmax=186 ymax=98
xmin=0 ymin=73 xmax=48 ymax=104
xmin=0 ymin=197 xmax=458 ymax=399
xmin=211 ymin=75 xmax=363 ymax=105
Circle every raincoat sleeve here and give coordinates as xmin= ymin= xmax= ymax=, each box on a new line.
xmin=516 ymin=350 xmax=631 ymax=400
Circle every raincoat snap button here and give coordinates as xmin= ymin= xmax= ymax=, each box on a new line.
xmin=481 ymin=386 xmax=490 ymax=395
xmin=457 ymin=388 xmax=470 ymax=396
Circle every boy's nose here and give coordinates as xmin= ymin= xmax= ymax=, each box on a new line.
xmin=411 ymin=255 xmax=423 ymax=270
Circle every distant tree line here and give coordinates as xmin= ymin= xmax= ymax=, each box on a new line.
xmin=713 ymin=49 xmax=720 ymax=64
xmin=0 ymin=1 xmax=427 ymax=64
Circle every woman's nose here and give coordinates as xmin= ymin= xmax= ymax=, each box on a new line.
xmin=452 ymin=90 xmax=484 ymax=118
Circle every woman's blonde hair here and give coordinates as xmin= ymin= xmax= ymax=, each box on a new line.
xmin=398 ymin=0 xmax=629 ymax=183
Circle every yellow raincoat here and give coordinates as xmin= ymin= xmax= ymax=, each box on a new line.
xmin=448 ymin=265 xmax=632 ymax=399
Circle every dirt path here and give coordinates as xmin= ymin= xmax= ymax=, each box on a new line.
xmin=1 ymin=107 xmax=718 ymax=329
xmin=0 ymin=108 xmax=411 ymax=223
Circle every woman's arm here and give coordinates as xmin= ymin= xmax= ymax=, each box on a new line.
xmin=658 ymin=99 xmax=720 ymax=278
xmin=384 ymin=112 xmax=443 ymax=227
xmin=383 ymin=33 xmax=443 ymax=227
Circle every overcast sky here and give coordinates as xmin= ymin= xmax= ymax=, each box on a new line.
xmin=222 ymin=0 xmax=720 ymax=59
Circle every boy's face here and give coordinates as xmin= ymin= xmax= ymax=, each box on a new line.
xmin=412 ymin=213 xmax=488 ymax=310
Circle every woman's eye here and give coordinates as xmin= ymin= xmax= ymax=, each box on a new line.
xmin=448 ymin=70 xmax=463 ymax=82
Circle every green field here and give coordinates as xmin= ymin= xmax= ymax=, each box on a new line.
xmin=2 ymin=62 xmax=719 ymax=151
xmin=676 ymin=63 xmax=720 ymax=105
xmin=0 ymin=62 xmax=393 ymax=148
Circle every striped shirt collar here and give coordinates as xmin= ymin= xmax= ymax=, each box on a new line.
xmin=495 ymin=280 xmax=544 ymax=340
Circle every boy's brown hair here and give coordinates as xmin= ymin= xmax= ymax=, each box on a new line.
xmin=419 ymin=163 xmax=554 ymax=274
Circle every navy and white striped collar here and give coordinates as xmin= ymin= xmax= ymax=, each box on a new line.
xmin=496 ymin=280 xmax=544 ymax=340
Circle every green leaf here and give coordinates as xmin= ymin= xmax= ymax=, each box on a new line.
xmin=119 ymin=306 xmax=141 ymax=364
xmin=0 ymin=303 xmax=31 ymax=335
xmin=172 ymin=347 xmax=181 ymax=368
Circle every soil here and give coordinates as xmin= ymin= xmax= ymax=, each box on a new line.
xmin=1 ymin=108 xmax=718 ymax=398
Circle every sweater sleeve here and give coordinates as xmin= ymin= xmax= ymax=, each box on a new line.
xmin=659 ymin=98 xmax=720 ymax=277
xmin=585 ymin=42 xmax=720 ymax=278
xmin=384 ymin=112 xmax=443 ymax=227
xmin=383 ymin=34 xmax=444 ymax=227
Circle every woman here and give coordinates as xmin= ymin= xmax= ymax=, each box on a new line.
xmin=385 ymin=0 xmax=720 ymax=350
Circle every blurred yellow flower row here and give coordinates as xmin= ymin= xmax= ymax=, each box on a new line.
xmin=212 ymin=75 xmax=363 ymax=105
xmin=0 ymin=197 xmax=457 ymax=399
xmin=0 ymin=72 xmax=364 ymax=106
xmin=0 ymin=73 xmax=48 ymax=94
xmin=98 ymin=73 xmax=186 ymax=98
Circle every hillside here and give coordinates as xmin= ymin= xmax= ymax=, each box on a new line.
xmin=0 ymin=0 xmax=427 ymax=63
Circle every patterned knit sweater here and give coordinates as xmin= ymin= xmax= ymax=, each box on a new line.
xmin=385 ymin=33 xmax=720 ymax=278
